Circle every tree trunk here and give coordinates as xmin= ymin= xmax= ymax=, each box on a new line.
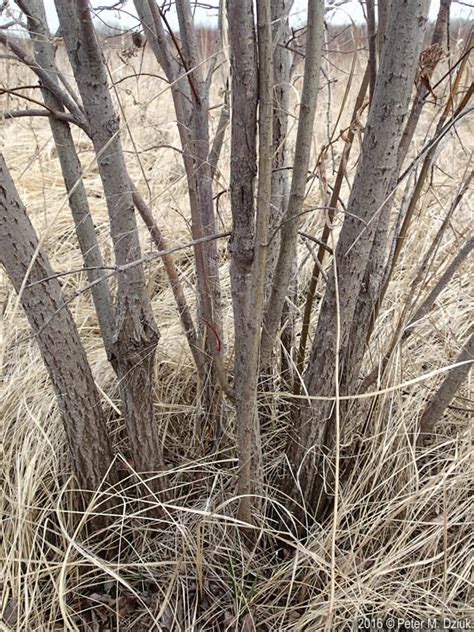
xmin=227 ymin=0 xmax=258 ymax=503
xmin=228 ymin=0 xmax=273 ymax=524
xmin=134 ymin=0 xmax=228 ymax=420
xmin=294 ymin=64 xmax=370 ymax=395
xmin=19 ymin=0 xmax=204 ymax=384
xmin=0 ymin=154 xmax=114 ymax=492
xmin=288 ymin=0 xmax=430 ymax=517
xmin=54 ymin=0 xmax=166 ymax=485
xmin=269 ymin=0 xmax=296 ymax=388
xmin=265 ymin=0 xmax=293 ymax=298
xmin=16 ymin=0 xmax=116 ymax=360
xmin=374 ymin=0 xmax=458 ymax=327
xmin=417 ymin=333 xmax=473 ymax=445
xmin=260 ymin=0 xmax=325 ymax=370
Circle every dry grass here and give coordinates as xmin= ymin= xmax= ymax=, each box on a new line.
xmin=1 ymin=30 xmax=473 ymax=631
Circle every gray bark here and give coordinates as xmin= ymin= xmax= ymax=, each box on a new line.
xmin=269 ymin=0 xmax=296 ymax=386
xmin=260 ymin=0 xmax=325 ymax=369
xmin=339 ymin=0 xmax=453 ymax=389
xmin=54 ymin=0 xmax=166 ymax=483
xmin=0 ymin=31 xmax=87 ymax=129
xmin=227 ymin=0 xmax=257 ymax=319
xmin=290 ymin=0 xmax=430 ymax=514
xmin=131 ymin=188 xmax=206 ymax=379
xmin=377 ymin=0 xmax=391 ymax=55
xmin=15 ymin=0 xmax=116 ymax=360
xmin=235 ymin=0 xmax=273 ymax=525
xmin=265 ymin=0 xmax=294 ymax=297
xmin=417 ymin=333 xmax=473 ymax=445
xmin=360 ymin=0 xmax=451 ymax=351
xmin=133 ymin=0 xmax=193 ymax=143
xmin=369 ymin=36 xmax=467 ymax=348
xmin=366 ymin=0 xmax=377 ymax=103
xmin=0 ymin=154 xmax=114 ymax=492
xmin=175 ymin=0 xmax=228 ymax=411
xmin=398 ymin=0 xmax=451 ymax=164
xmin=294 ymin=64 xmax=370 ymax=394
xmin=361 ymin=205 xmax=473 ymax=394
xmin=409 ymin=236 xmax=473 ymax=332
xmin=227 ymin=0 xmax=258 ymax=476
xmin=135 ymin=0 xmax=228 ymax=413
xmin=9 ymin=0 xmax=206 ymax=410
xmin=209 ymin=96 xmax=230 ymax=181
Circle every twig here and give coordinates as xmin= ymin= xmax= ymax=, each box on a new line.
xmin=298 ymin=231 xmax=333 ymax=254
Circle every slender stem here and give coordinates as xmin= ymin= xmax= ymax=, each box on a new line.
xmin=237 ymin=0 xmax=273 ymax=526
xmin=293 ymin=64 xmax=370 ymax=395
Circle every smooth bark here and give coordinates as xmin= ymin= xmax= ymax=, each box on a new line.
xmin=265 ymin=0 xmax=294 ymax=297
xmin=227 ymin=0 xmax=258 ymax=492
xmin=0 ymin=31 xmax=87 ymax=129
xmin=260 ymin=0 xmax=325 ymax=370
xmin=135 ymin=0 xmax=228 ymax=415
xmin=131 ymin=188 xmax=205 ymax=378
xmin=269 ymin=0 xmax=296 ymax=386
xmin=231 ymin=0 xmax=273 ymax=524
xmin=366 ymin=0 xmax=377 ymax=103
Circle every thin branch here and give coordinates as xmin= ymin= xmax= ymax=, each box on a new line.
xmin=406 ymin=234 xmax=473 ymax=333
xmin=293 ymin=63 xmax=370 ymax=395
xmin=20 ymin=229 xmax=231 ymax=345
xmin=0 ymin=31 xmax=87 ymax=128
xmin=28 ymin=230 xmax=231 ymax=289
xmin=209 ymin=97 xmax=229 ymax=180
xmin=260 ymin=0 xmax=325 ymax=368
xmin=298 ymin=231 xmax=333 ymax=255
xmin=131 ymin=187 xmax=207 ymax=379
xmin=2 ymin=107 xmax=79 ymax=124
xmin=365 ymin=0 xmax=377 ymax=103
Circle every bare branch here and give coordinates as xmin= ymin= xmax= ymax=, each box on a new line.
xmin=236 ymin=0 xmax=274 ymax=526
xmin=2 ymin=107 xmax=79 ymax=124
xmin=261 ymin=0 xmax=325 ymax=368
xmin=0 ymin=30 xmax=88 ymax=128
